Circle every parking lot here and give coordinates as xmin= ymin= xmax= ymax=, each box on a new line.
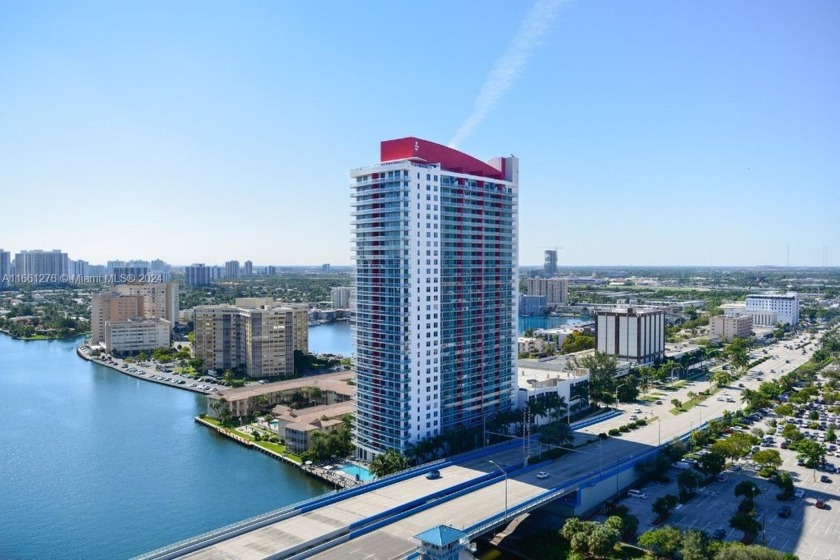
xmin=607 ymin=407 xmax=840 ymax=560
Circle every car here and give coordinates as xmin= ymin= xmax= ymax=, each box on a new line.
xmin=778 ymin=506 xmax=792 ymax=518
xmin=820 ymin=475 xmax=831 ymax=483
xmin=738 ymin=383 xmax=745 ymax=388
xmin=655 ymin=400 xmax=663 ymax=405
xmin=425 ymin=470 xmax=441 ymax=480
xmin=794 ymin=489 xmax=805 ymax=499
xmin=780 ymin=442 xmax=788 ymax=449
xmin=815 ymin=499 xmax=827 ymax=509
xmin=716 ymin=474 xmax=728 ymax=482
xmin=712 ymin=527 xmax=726 ymax=539
xmin=629 ymin=415 xmax=638 ymax=420
xmin=633 ymin=408 xmax=642 ymax=414
xmin=536 ymin=471 xmax=550 ymax=480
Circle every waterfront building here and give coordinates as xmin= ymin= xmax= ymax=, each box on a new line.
xmin=273 ymin=401 xmax=355 ymax=454
xmin=275 ymin=302 xmax=309 ymax=354
xmin=105 ymin=317 xmax=170 ymax=355
xmin=14 ymin=249 xmax=69 ymax=280
xmin=185 ymin=264 xmax=212 ymax=286
xmin=351 ymin=137 xmax=518 ymax=460
xmin=244 ymin=260 xmax=253 ymax=276
xmin=193 ymin=301 xmax=304 ymax=378
xmin=90 ymin=292 xmax=145 ymax=345
xmin=526 ymin=277 xmax=568 ymax=307
xmin=225 ymin=260 xmax=240 ymax=279
xmin=710 ymin=314 xmax=753 ymax=341
xmin=544 ymin=249 xmax=558 ymax=276
xmin=331 ymin=286 xmax=353 ymax=310
xmin=0 ymin=249 xmax=10 ymax=288
xmin=207 ymin=370 xmax=354 ymax=419
xmin=115 ymin=282 xmax=180 ymax=330
xmin=519 ymin=294 xmax=547 ymax=316
xmin=746 ymin=292 xmax=799 ymax=325
xmin=595 ymin=307 xmax=665 ymax=365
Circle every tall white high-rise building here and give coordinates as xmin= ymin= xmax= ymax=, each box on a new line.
xmin=745 ymin=293 xmax=799 ymax=325
xmin=14 ymin=250 xmax=69 ymax=281
xmin=331 ymin=286 xmax=352 ymax=310
xmin=185 ymin=264 xmax=212 ymax=286
xmin=351 ymin=137 xmax=519 ymax=460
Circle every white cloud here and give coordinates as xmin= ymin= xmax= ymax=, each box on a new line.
xmin=449 ymin=0 xmax=568 ymax=150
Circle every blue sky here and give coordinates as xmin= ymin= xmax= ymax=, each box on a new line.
xmin=1 ymin=0 xmax=838 ymax=267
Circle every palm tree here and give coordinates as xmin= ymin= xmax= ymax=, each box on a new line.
xmin=370 ymin=449 xmax=409 ymax=478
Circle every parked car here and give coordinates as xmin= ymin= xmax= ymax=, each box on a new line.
xmin=536 ymin=471 xmax=550 ymax=480
xmin=713 ymin=527 xmax=726 ymax=539
xmin=815 ymin=499 xmax=827 ymax=509
xmin=820 ymin=475 xmax=831 ymax=483
xmin=425 ymin=470 xmax=441 ymax=480
xmin=778 ymin=506 xmax=792 ymax=518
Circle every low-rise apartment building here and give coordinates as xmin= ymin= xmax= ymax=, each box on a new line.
xmin=105 ymin=318 xmax=170 ymax=355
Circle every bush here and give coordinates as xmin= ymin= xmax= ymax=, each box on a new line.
xmin=636 ymin=418 xmax=648 ymax=426
xmin=609 ymin=428 xmax=621 ymax=436
xmin=758 ymin=466 xmax=776 ymax=478
xmin=198 ymin=413 xmax=206 ymax=419
xmin=269 ymin=436 xmax=280 ymax=443
xmin=599 ymin=432 xmax=608 ymax=439
xmin=620 ymin=425 xmax=630 ymax=432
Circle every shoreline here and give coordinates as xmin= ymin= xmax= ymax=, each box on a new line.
xmin=75 ymin=344 xmax=215 ymax=396
xmin=1 ymin=329 xmax=90 ymax=341
xmin=194 ymin=416 xmax=362 ymax=489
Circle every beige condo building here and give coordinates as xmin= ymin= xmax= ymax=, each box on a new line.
xmin=114 ymin=282 xmax=179 ymax=331
xmin=90 ymin=292 xmax=145 ymax=345
xmin=527 ymin=277 xmax=569 ymax=307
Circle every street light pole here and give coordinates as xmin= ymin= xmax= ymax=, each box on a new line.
xmin=488 ymin=460 xmax=508 ymax=523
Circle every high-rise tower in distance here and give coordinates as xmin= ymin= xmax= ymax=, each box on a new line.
xmin=544 ymin=249 xmax=558 ymax=276
xmin=351 ymin=137 xmax=519 ymax=460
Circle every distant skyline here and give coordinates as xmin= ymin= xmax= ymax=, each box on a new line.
xmin=1 ymin=1 xmax=838 ymax=267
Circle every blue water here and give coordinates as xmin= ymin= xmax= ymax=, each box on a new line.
xmin=339 ymin=463 xmax=375 ymax=482
xmin=308 ymin=321 xmax=353 ymax=356
xmin=0 ymin=335 xmax=327 ymax=560
xmin=518 ymin=315 xmax=590 ymax=332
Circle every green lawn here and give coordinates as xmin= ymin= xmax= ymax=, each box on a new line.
xmin=198 ymin=416 xmax=300 ymax=462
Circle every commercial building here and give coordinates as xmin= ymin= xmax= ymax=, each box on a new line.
xmin=331 ymin=286 xmax=353 ymax=310
xmin=0 ymin=250 xmax=10 ymax=288
xmin=526 ymin=277 xmax=568 ymax=307
xmin=14 ymin=250 xmax=69 ymax=281
xmin=105 ymin=318 xmax=170 ymax=355
xmin=193 ymin=300 xmax=305 ymax=378
xmin=351 ymin=137 xmax=518 ymax=460
xmin=185 ymin=264 xmax=212 ymax=286
xmin=745 ymin=292 xmax=799 ymax=325
xmin=595 ymin=307 xmax=665 ymax=365
xmin=519 ymin=294 xmax=547 ymax=316
xmin=721 ymin=303 xmax=777 ymax=327
xmin=710 ymin=314 xmax=753 ymax=341
xmin=516 ymin=359 xmax=590 ymax=425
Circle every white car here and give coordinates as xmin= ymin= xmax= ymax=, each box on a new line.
xmin=536 ymin=471 xmax=550 ymax=480
xmin=794 ymin=489 xmax=805 ymax=499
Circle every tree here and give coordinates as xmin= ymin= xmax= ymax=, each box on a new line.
xmin=677 ymin=469 xmax=703 ymax=501
xmin=752 ymin=449 xmax=782 ymax=470
xmin=560 ymin=517 xmax=621 ymax=559
xmin=713 ymin=544 xmax=800 ymax=560
xmin=638 ymin=526 xmax=682 ymax=559
xmin=671 ymin=398 xmax=682 ymax=410
xmin=576 ymin=352 xmax=619 ymax=407
xmin=730 ymin=513 xmax=762 ymax=539
xmin=698 ymin=450 xmax=726 ymax=478
xmin=712 ymin=370 xmax=733 ymax=389
xmin=680 ymin=529 xmax=710 ymax=560
xmin=369 ymin=449 xmax=409 ymax=478
xmin=735 ymin=480 xmax=761 ymax=501
xmin=773 ymin=470 xmax=795 ymax=500
xmin=796 ymin=439 xmax=826 ymax=469
xmin=652 ymin=494 xmax=679 ymax=520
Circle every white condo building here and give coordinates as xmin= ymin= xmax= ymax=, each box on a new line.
xmin=331 ymin=286 xmax=353 ymax=310
xmin=351 ymin=137 xmax=519 ymax=460
xmin=745 ymin=292 xmax=799 ymax=325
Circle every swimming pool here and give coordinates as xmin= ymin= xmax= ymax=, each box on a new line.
xmin=339 ymin=463 xmax=375 ymax=482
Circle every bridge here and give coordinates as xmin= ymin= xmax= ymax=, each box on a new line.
xmin=137 ymin=407 xmax=701 ymax=560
